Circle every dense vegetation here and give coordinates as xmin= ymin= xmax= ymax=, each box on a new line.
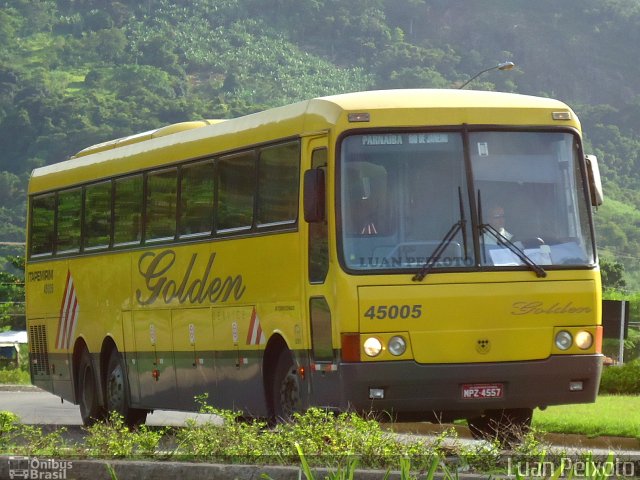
xmin=2 ymin=0 xmax=640 ymax=297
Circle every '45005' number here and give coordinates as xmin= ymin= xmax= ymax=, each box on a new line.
xmin=363 ymin=304 xmax=423 ymax=320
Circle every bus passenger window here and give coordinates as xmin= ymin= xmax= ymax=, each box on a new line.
xmin=146 ymin=168 xmax=178 ymax=241
xmin=84 ymin=181 xmax=112 ymax=250
xmin=114 ymin=175 xmax=143 ymax=246
xmin=217 ymin=152 xmax=256 ymax=231
xmin=179 ymin=161 xmax=214 ymax=236
xmin=257 ymin=142 xmax=300 ymax=226
xmin=30 ymin=194 xmax=56 ymax=256
xmin=57 ymin=188 xmax=82 ymax=254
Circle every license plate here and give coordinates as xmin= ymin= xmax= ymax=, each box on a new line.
xmin=461 ymin=383 xmax=504 ymax=399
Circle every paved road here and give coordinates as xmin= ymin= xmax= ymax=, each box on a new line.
xmin=0 ymin=387 xmax=219 ymax=426
xmin=3 ymin=387 xmax=640 ymax=457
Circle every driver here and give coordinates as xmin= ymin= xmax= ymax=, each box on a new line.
xmin=488 ymin=205 xmax=513 ymax=240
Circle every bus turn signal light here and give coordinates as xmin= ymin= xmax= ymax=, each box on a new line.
xmin=341 ymin=333 xmax=361 ymax=362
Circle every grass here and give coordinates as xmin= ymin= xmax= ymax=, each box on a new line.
xmin=533 ymin=395 xmax=640 ymax=439
xmin=0 ymin=344 xmax=30 ymax=384
xmin=0 ymin=367 xmax=30 ymax=384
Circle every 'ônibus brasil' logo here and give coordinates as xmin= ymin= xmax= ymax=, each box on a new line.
xmin=136 ymin=250 xmax=246 ymax=306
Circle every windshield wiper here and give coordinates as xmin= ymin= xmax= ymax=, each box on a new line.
xmin=480 ymin=224 xmax=546 ymax=278
xmin=413 ymin=188 xmax=468 ymax=282
xmin=477 ymin=190 xmax=547 ymax=278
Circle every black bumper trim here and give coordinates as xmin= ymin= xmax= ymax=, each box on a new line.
xmin=337 ymin=354 xmax=602 ymax=418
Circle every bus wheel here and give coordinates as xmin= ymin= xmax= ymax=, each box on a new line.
xmin=105 ymin=349 xmax=147 ymax=427
xmin=77 ymin=349 xmax=106 ymax=426
xmin=271 ymin=350 xmax=301 ymax=422
xmin=467 ymin=408 xmax=533 ymax=444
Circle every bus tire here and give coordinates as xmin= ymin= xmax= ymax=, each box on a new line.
xmin=77 ymin=349 xmax=106 ymax=426
xmin=105 ymin=349 xmax=148 ymax=427
xmin=467 ymin=408 xmax=533 ymax=444
xmin=271 ymin=349 xmax=301 ymax=422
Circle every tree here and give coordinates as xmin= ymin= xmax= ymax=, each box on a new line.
xmin=601 ymin=258 xmax=627 ymax=292
xmin=0 ymin=172 xmax=23 ymax=208
xmin=0 ymin=256 xmax=24 ymax=331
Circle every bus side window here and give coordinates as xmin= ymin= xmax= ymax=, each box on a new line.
xmin=146 ymin=168 xmax=178 ymax=242
xmin=217 ymin=151 xmax=256 ymax=232
xmin=84 ymin=180 xmax=112 ymax=250
xmin=309 ymin=148 xmax=329 ymax=283
xmin=179 ymin=160 xmax=215 ymax=237
xmin=57 ymin=188 xmax=82 ymax=254
xmin=114 ymin=175 xmax=143 ymax=246
xmin=30 ymin=194 xmax=56 ymax=257
xmin=257 ymin=141 xmax=300 ymax=226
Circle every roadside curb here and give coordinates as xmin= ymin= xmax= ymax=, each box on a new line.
xmin=387 ymin=422 xmax=640 ymax=452
xmin=0 ymin=457 xmax=492 ymax=480
xmin=0 ymin=384 xmax=41 ymax=392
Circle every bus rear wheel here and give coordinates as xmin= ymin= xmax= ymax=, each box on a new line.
xmin=467 ymin=408 xmax=533 ymax=444
xmin=105 ymin=349 xmax=147 ymax=427
xmin=271 ymin=349 xmax=301 ymax=422
xmin=78 ymin=349 xmax=106 ymax=426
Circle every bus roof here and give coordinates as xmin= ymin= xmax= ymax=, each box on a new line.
xmin=29 ymin=89 xmax=578 ymax=194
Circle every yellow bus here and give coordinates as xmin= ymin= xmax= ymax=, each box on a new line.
xmin=26 ymin=89 xmax=604 ymax=437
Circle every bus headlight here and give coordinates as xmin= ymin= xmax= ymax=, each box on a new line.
xmin=555 ymin=330 xmax=573 ymax=350
xmin=388 ymin=336 xmax=407 ymax=356
xmin=575 ymin=331 xmax=593 ymax=350
xmin=363 ymin=337 xmax=383 ymax=357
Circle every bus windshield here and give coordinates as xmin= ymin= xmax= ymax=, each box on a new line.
xmin=339 ymin=130 xmax=595 ymax=272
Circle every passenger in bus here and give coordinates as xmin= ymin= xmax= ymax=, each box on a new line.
xmin=347 ymin=172 xmax=381 ymax=236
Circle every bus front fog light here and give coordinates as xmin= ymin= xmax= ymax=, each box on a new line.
xmin=369 ymin=388 xmax=385 ymax=399
xmin=555 ymin=331 xmax=573 ymax=350
xmin=569 ymin=381 xmax=584 ymax=392
xmin=575 ymin=331 xmax=593 ymax=350
xmin=388 ymin=336 xmax=407 ymax=356
xmin=363 ymin=337 xmax=383 ymax=357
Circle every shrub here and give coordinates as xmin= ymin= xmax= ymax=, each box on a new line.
xmin=85 ymin=411 xmax=166 ymax=458
xmin=0 ymin=367 xmax=31 ymax=385
xmin=599 ymin=359 xmax=640 ymax=394
xmin=0 ymin=410 xmax=19 ymax=450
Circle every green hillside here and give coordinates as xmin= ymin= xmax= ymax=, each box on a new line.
xmin=2 ymin=0 xmax=640 ymax=289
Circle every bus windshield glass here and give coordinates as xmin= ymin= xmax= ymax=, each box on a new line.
xmin=339 ymin=131 xmax=595 ymax=272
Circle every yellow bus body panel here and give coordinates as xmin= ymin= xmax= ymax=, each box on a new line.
xmin=353 ymin=269 xmax=600 ymax=363
xmin=26 ymin=234 xmax=305 ymax=356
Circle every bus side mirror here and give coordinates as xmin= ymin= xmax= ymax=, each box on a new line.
xmin=585 ymin=154 xmax=604 ymax=207
xmin=304 ymin=168 xmax=325 ymax=223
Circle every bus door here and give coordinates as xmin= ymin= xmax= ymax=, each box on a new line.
xmin=304 ymin=137 xmax=340 ymax=406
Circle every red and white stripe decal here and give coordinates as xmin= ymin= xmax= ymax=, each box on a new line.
xmin=56 ymin=271 xmax=80 ymax=350
xmin=246 ymin=307 xmax=265 ymax=346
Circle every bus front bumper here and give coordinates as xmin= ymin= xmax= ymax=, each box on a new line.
xmin=337 ymin=354 xmax=603 ymax=420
